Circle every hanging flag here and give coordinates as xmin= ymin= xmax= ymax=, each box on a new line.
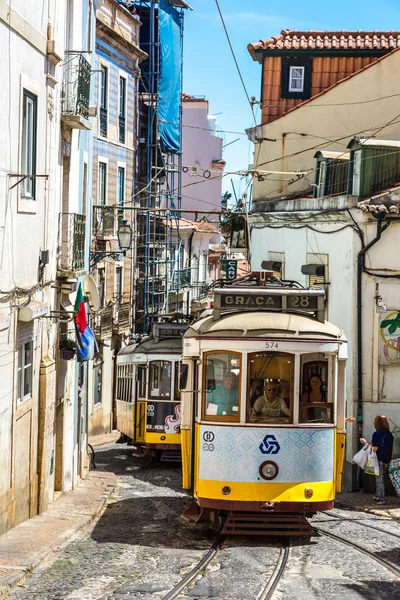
xmin=74 ymin=282 xmax=98 ymax=361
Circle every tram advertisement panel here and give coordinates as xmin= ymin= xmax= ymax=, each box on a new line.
xmin=147 ymin=402 xmax=181 ymax=434
xmin=199 ymin=425 xmax=334 ymax=483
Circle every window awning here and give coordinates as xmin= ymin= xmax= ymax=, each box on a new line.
xmin=18 ymin=301 xmax=48 ymax=322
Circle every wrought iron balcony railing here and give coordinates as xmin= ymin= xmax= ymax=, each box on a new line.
xmin=62 ymin=52 xmax=91 ymax=120
xmin=92 ymin=305 xmax=113 ymax=338
xmin=57 ymin=213 xmax=86 ymax=276
xmin=173 ymin=267 xmax=191 ymax=288
xmin=119 ymin=116 xmax=125 ymax=144
xmin=100 ymin=107 xmax=107 ymax=137
xmin=114 ymin=301 xmax=130 ymax=332
xmin=93 ymin=206 xmax=116 ymax=237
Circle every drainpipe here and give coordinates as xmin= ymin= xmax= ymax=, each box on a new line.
xmin=186 ymin=230 xmax=195 ymax=317
xmin=356 ymin=216 xmax=390 ymax=486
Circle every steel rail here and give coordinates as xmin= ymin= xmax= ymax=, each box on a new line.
xmin=318 ymin=510 xmax=400 ymax=541
xmin=258 ymin=540 xmax=290 ymax=600
xmin=161 ymin=534 xmax=225 ymax=600
xmin=315 ymin=527 xmax=400 ymax=578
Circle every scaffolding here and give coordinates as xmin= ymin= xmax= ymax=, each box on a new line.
xmin=122 ymin=0 xmax=190 ymax=334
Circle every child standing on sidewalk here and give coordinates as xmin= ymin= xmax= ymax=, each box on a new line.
xmin=360 ymin=414 xmax=394 ymax=506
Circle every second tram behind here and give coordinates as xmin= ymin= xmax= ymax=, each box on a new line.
xmin=180 ymin=276 xmax=348 ymax=533
xmin=115 ymin=323 xmax=187 ymax=460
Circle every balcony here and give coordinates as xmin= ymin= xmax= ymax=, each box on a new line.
xmin=114 ymin=301 xmax=130 ymax=333
xmin=92 ymin=305 xmax=113 ymax=339
xmin=93 ymin=206 xmax=116 ymax=238
xmin=57 ymin=213 xmax=86 ymax=278
xmin=173 ymin=267 xmax=191 ymax=288
xmin=61 ymin=52 xmax=91 ymax=130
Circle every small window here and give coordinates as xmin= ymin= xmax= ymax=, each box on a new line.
xmin=149 ymin=360 xmax=171 ymax=399
xmin=119 ymin=77 xmax=126 ymax=144
xmin=99 ymin=65 xmax=108 ymax=137
xmin=137 ymin=366 xmax=147 ymax=400
xmin=248 ymin=352 xmax=293 ymax=424
xmin=115 ymin=266 xmax=123 ymax=298
xmin=300 ymin=361 xmax=332 ymax=424
xmin=17 ymin=340 xmax=33 ymax=403
xmin=117 ymin=166 xmax=125 ymax=222
xmin=98 ymin=162 xmax=107 ymax=205
xmin=21 ymin=90 xmax=37 ymax=199
xmin=281 ymin=59 xmax=311 ymax=99
xmin=98 ymin=268 xmax=105 ymax=308
xmin=94 ymin=362 xmax=102 ymax=405
xmin=203 ymin=351 xmax=241 ymax=421
xmin=288 ymin=66 xmax=305 ymax=92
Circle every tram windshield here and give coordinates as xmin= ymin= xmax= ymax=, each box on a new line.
xmin=248 ymin=352 xmax=293 ymax=424
xmin=149 ymin=361 xmax=171 ymax=399
xmin=203 ymin=351 xmax=241 ymax=421
xmin=300 ymin=359 xmax=333 ymax=423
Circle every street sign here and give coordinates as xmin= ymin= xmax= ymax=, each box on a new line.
xmin=222 ymin=259 xmax=237 ymax=281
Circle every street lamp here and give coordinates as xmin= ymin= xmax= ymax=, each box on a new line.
xmin=90 ymin=219 xmax=133 ymax=268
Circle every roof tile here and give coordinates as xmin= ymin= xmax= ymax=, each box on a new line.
xmin=248 ymin=30 xmax=400 ymax=58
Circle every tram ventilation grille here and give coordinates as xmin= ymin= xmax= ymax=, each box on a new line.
xmin=221 ymin=512 xmax=316 ymax=536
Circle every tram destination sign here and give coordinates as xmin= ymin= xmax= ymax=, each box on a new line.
xmin=153 ymin=323 xmax=187 ymax=341
xmin=213 ymin=288 xmax=325 ymax=322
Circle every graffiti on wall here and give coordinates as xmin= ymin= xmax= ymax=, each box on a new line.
xmin=380 ymin=311 xmax=400 ymax=364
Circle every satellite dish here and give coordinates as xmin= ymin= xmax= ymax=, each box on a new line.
xmin=83 ymin=274 xmax=101 ymax=312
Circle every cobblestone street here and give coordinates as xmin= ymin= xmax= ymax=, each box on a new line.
xmin=6 ymin=444 xmax=400 ymax=600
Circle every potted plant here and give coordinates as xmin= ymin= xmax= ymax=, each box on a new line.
xmin=59 ymin=337 xmax=77 ymax=360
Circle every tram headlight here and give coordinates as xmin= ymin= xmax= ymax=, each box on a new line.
xmin=305 ymin=488 xmax=314 ymax=498
xmin=259 ymin=461 xmax=279 ymax=481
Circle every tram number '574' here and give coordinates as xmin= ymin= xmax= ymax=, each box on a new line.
xmin=265 ymin=342 xmax=279 ymax=349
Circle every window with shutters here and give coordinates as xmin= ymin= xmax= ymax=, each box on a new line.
xmin=17 ymin=323 xmax=34 ymax=404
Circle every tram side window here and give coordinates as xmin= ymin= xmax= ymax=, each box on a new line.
xmin=149 ymin=361 xmax=171 ymax=399
xmin=203 ymin=352 xmax=241 ymax=421
xmin=300 ymin=361 xmax=333 ymax=424
xmin=248 ymin=352 xmax=293 ymax=424
xmin=137 ymin=366 xmax=146 ymax=400
xmin=174 ymin=361 xmax=181 ymax=401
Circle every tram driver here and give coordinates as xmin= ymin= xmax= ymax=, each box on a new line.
xmin=206 ymin=371 xmax=238 ymax=416
xmin=251 ymin=379 xmax=290 ymax=419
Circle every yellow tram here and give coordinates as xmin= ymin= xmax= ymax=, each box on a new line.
xmin=115 ymin=323 xmax=187 ymax=460
xmin=180 ymin=275 xmax=348 ymax=533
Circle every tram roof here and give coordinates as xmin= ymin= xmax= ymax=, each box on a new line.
xmin=186 ymin=312 xmax=346 ymax=340
xmin=118 ymin=336 xmax=183 ymax=356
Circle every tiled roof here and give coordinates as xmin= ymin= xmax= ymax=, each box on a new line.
xmin=173 ymin=217 xmax=218 ymax=234
xmin=248 ymin=30 xmax=400 ymax=58
xmin=358 ymin=186 xmax=400 ymax=215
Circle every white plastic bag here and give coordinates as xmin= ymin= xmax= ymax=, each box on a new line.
xmin=364 ymin=450 xmax=380 ymax=476
xmin=352 ymin=444 xmax=370 ymax=469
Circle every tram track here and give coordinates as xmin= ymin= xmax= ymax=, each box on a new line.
xmin=314 ymin=526 xmax=400 ymax=578
xmin=161 ymin=534 xmax=225 ymax=600
xmin=318 ymin=509 xmax=400 ymax=541
xmin=161 ymin=535 xmax=290 ymax=600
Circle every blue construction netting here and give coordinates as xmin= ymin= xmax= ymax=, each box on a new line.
xmin=158 ymin=0 xmax=182 ymax=153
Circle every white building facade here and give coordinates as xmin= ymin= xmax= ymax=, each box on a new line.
xmin=0 ymin=0 xmax=99 ymax=533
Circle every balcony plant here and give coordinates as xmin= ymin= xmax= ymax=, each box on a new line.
xmin=59 ymin=337 xmax=77 ymax=360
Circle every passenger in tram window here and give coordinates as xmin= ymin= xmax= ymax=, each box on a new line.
xmin=251 ymin=379 xmax=290 ymax=418
xmin=206 ymin=371 xmax=238 ymax=416
xmin=301 ymin=374 xmax=326 ymax=404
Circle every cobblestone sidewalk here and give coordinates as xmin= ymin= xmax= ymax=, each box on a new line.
xmin=0 ymin=470 xmax=116 ymax=600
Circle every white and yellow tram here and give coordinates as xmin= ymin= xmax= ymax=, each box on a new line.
xmin=115 ymin=323 xmax=187 ymax=460
xmin=180 ymin=277 xmax=348 ymax=532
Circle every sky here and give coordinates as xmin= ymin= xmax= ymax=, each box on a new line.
xmin=182 ymin=0 xmax=400 ymax=199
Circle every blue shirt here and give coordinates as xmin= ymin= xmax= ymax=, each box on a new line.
xmin=371 ymin=430 xmax=394 ymax=464
xmin=207 ymin=385 xmax=238 ymax=416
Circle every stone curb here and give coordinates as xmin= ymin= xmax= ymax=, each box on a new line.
xmin=0 ymin=473 xmax=117 ymax=600
xmin=335 ymin=499 xmax=400 ymax=522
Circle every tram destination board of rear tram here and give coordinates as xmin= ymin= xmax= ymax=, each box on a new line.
xmin=213 ymin=288 xmax=325 ymax=322
xmin=153 ymin=323 xmax=187 ymax=341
